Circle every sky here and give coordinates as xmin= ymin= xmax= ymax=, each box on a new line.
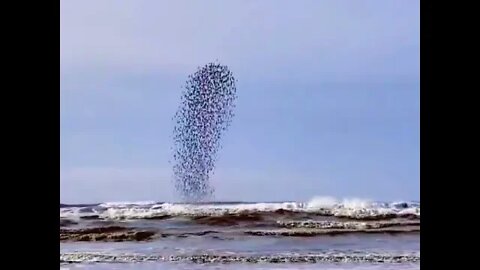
xmin=60 ymin=0 xmax=419 ymax=203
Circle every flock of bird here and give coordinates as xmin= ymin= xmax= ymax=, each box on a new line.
xmin=172 ymin=62 xmax=237 ymax=201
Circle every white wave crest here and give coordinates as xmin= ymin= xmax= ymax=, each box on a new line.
xmin=305 ymin=196 xmax=378 ymax=210
xmin=99 ymin=201 xmax=157 ymax=208
xmin=306 ymin=196 xmax=339 ymax=209
xmin=60 ymin=197 xmax=419 ymax=220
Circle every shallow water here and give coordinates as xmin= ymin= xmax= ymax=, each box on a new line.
xmin=60 ymin=200 xmax=420 ymax=269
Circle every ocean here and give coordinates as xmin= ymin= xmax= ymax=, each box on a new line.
xmin=60 ymin=197 xmax=420 ymax=269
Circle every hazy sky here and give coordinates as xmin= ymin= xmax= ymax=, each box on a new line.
xmin=60 ymin=0 xmax=419 ymax=203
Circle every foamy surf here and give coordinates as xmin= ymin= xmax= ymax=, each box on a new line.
xmin=60 ymin=251 xmax=420 ymax=264
xmin=60 ymin=197 xmax=419 ymax=269
xmin=60 ymin=197 xmax=419 ymax=221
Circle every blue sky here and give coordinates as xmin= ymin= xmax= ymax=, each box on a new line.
xmin=60 ymin=0 xmax=419 ymax=203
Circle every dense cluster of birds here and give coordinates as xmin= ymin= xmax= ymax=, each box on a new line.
xmin=172 ymin=62 xmax=237 ymax=201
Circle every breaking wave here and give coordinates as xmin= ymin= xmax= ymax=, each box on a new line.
xmin=60 ymin=197 xmax=419 ymax=221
